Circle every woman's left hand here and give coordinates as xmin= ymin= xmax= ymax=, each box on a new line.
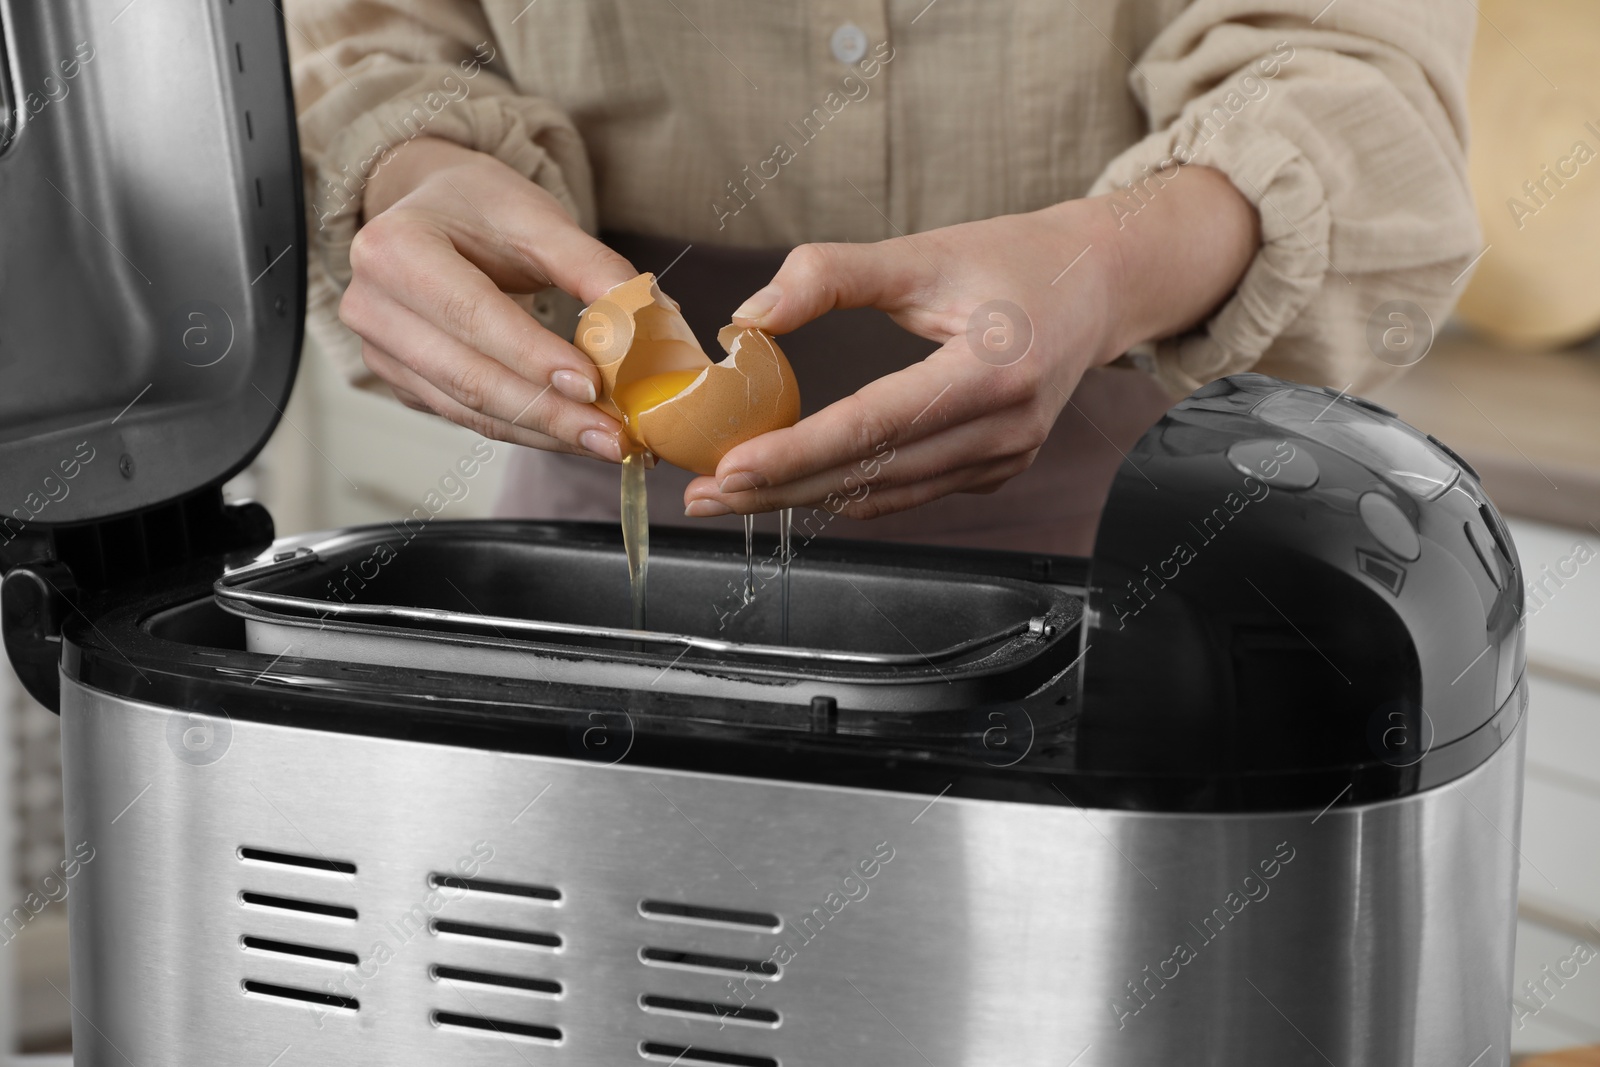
xmin=682 ymin=164 xmax=1259 ymax=519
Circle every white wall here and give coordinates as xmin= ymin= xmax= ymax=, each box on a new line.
xmin=1508 ymin=518 xmax=1600 ymax=1054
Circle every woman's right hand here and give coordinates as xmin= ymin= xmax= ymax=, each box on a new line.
xmin=339 ymin=135 xmax=637 ymax=462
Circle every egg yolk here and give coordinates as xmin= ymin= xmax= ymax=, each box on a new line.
xmin=612 ymin=369 xmax=704 ymax=441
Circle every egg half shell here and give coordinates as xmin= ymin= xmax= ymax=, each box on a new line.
xmin=573 ymin=273 xmax=801 ymax=475
xmin=633 ymin=326 xmax=801 ymax=475
xmin=573 ymin=273 xmax=705 ymax=419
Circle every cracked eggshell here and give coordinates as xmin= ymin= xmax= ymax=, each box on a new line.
xmin=633 ymin=326 xmax=800 ymax=476
xmin=574 ymin=273 xmax=801 ymax=476
xmin=574 ymin=273 xmax=706 ymax=421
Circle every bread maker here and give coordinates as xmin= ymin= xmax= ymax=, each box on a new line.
xmin=0 ymin=2 xmax=1527 ymax=1064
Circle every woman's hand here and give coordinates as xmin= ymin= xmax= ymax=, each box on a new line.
xmin=340 ymin=136 xmax=637 ymax=462
xmin=683 ymin=165 xmax=1260 ymax=518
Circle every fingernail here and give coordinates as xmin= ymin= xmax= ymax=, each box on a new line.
xmin=580 ymin=429 xmax=623 ymax=462
xmin=552 ymin=370 xmax=598 ymax=404
xmin=644 ymin=451 xmax=658 ymax=470
xmin=685 ymin=499 xmax=733 ymax=518
xmin=732 ymin=285 xmax=781 ymax=324
xmin=718 ymin=470 xmax=768 ymax=493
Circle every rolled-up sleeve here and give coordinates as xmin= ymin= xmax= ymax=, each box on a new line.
xmin=1088 ymin=0 xmax=1482 ymax=397
xmin=286 ymin=0 xmax=595 ymax=380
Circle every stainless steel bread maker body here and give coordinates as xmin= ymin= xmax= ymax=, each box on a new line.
xmin=0 ymin=3 xmax=1527 ymax=1065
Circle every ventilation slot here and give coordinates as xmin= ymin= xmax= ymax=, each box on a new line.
xmin=640 ymin=900 xmax=781 ymax=931
xmin=242 ymin=937 xmax=358 ymax=966
xmin=433 ymin=1012 xmax=561 ymax=1044
xmin=242 ymin=981 xmax=357 ymax=1012
xmin=432 ymin=966 xmax=562 ymax=997
xmin=430 ymin=875 xmax=561 ymax=902
xmin=239 ymin=847 xmax=357 ymax=876
xmin=640 ymin=1042 xmax=777 ymax=1067
xmin=1479 ymin=501 xmax=1515 ymax=563
xmin=641 ymin=995 xmax=780 ymax=1028
xmin=1356 ymin=550 xmax=1405 ymax=596
xmin=640 ymin=948 xmax=779 ymax=978
xmin=432 ymin=920 xmax=561 ymax=949
xmin=241 ymin=892 xmax=358 ymax=921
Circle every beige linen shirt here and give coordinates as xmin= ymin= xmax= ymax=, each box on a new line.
xmin=289 ymin=0 xmax=1480 ymax=399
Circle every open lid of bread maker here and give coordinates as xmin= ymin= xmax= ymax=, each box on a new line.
xmin=0 ymin=0 xmax=302 ymax=532
xmin=0 ymin=0 xmax=301 ymax=707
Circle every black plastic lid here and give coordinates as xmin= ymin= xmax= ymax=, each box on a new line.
xmin=0 ymin=1 xmax=303 ymax=530
xmin=1081 ymin=373 xmax=1526 ymax=795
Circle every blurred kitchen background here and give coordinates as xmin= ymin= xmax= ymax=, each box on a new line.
xmin=2 ymin=0 xmax=1598 ymax=1059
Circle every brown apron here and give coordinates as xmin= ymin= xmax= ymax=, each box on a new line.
xmin=493 ymin=233 xmax=1177 ymax=557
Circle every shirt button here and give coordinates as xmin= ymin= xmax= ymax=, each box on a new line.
xmin=830 ymin=22 xmax=868 ymax=64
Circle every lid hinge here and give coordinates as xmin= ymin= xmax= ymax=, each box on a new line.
xmin=1 ymin=561 xmax=77 ymax=712
xmin=1 ymin=488 xmax=273 ymax=711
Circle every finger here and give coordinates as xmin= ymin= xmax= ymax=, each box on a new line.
xmin=361 ymin=344 xmax=623 ymax=462
xmin=710 ymin=344 xmax=1029 ymax=494
xmin=843 ymin=455 xmax=1036 ymax=517
xmin=343 ymin=280 xmax=624 ymax=450
xmin=517 ymin=219 xmax=640 ymax=305
xmin=363 ymin=346 xmax=451 ymax=421
xmin=390 ymin=384 xmax=431 ymax=412
xmin=730 ymin=240 xmax=940 ymax=335
xmin=348 ymin=222 xmax=609 ymax=402
xmin=434 ymin=183 xmax=638 ymax=304
xmin=689 ymin=455 xmax=1030 ymax=520
xmin=830 ymin=455 xmax=1035 ymax=519
xmin=685 ymin=408 xmax=1042 ymax=514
